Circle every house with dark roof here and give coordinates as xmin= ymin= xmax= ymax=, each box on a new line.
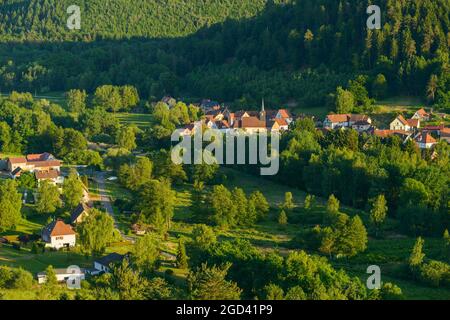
xmin=70 ymin=203 xmax=91 ymax=224
xmin=42 ymin=220 xmax=76 ymax=250
xmin=93 ymin=253 xmax=126 ymax=274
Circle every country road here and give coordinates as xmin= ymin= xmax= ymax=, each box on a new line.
xmin=94 ymin=172 xmax=135 ymax=243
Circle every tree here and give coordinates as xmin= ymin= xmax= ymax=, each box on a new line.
xmin=17 ymin=172 xmax=37 ymax=189
xmin=426 ymin=74 xmax=438 ymax=102
xmin=335 ymin=87 xmax=355 ymax=113
xmin=409 ymin=237 xmax=425 ymax=270
xmin=249 ymin=191 xmax=269 ymax=219
xmin=94 ymin=85 xmax=122 ymax=112
xmin=176 ymin=239 xmax=189 ymax=269
xmin=372 ymin=74 xmax=388 ymax=99
xmin=44 ymin=265 xmax=58 ymax=287
xmin=191 ymin=224 xmax=217 ymax=250
xmin=66 ymin=89 xmax=87 ymax=113
xmin=116 ymin=126 xmax=137 ymax=151
xmin=120 ymin=85 xmax=140 ymax=111
xmin=36 ymin=181 xmax=62 ymax=214
xmin=339 ymin=215 xmax=368 ymax=257
xmin=0 ymin=180 xmax=22 ymax=231
xmin=110 ymin=259 xmax=147 ymax=300
xmin=188 ymin=263 xmax=242 ymax=300
xmin=278 ymin=210 xmax=288 ymax=225
xmin=131 ymin=234 xmax=160 ymax=274
xmin=264 ymin=284 xmax=284 ymax=300
xmin=282 ymin=192 xmax=294 ymax=211
xmin=327 ymin=194 xmax=340 ymax=214
xmin=304 ymin=194 xmax=315 ymax=211
xmin=370 ymin=195 xmax=388 ymax=236
xmin=139 ymin=179 xmax=175 ymax=233
xmin=78 ymin=209 xmax=116 ymax=255
xmin=444 ymin=230 xmax=450 ymax=247
xmin=119 ymin=157 xmax=153 ymax=191
xmin=63 ymin=169 xmax=84 ymax=209
xmin=209 ymin=185 xmax=236 ymax=229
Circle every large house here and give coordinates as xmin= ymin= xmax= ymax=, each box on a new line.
xmin=390 ymin=115 xmax=420 ymax=132
xmin=323 ymin=114 xmax=372 ymax=131
xmin=7 ymin=153 xmax=62 ymax=185
xmin=42 ymin=220 xmax=76 ymax=250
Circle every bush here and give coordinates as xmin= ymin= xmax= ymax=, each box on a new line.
xmin=419 ymin=260 xmax=450 ymax=287
xmin=11 ymin=268 xmax=34 ymax=290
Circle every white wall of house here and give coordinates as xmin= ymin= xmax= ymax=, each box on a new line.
xmin=45 ymin=234 xmax=76 ymax=250
xmin=38 ymin=271 xmax=85 ymax=284
xmin=94 ymin=262 xmax=111 ymax=273
xmin=390 ymin=119 xmax=409 ymax=131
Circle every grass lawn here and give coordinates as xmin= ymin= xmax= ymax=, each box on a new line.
xmin=115 ymin=113 xmax=154 ymax=129
xmin=0 ymin=91 xmax=66 ymax=106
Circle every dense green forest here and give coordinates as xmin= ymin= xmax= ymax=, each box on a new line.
xmin=0 ymin=0 xmax=449 ymax=109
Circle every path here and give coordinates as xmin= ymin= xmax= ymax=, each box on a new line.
xmin=94 ymin=172 xmax=135 ymax=243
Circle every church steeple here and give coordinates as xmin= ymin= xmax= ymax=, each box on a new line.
xmin=260 ymin=98 xmax=266 ymax=121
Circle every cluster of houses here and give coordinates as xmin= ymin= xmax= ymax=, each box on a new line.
xmin=323 ymin=108 xmax=449 ymax=150
xmin=181 ymin=100 xmax=293 ymax=135
xmin=6 ymin=153 xmax=64 ymax=186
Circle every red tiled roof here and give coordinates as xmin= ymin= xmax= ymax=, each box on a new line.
xmin=396 ymin=115 xmax=409 ymax=126
xmin=43 ymin=220 xmax=76 ymax=237
xmin=278 ymin=109 xmax=291 ymax=119
xmin=35 ymin=170 xmax=60 ymax=180
xmin=374 ymin=130 xmax=410 ymax=138
xmin=407 ymin=119 xmax=420 ymax=127
xmin=415 ymin=108 xmax=428 ymax=116
xmin=417 ymin=133 xmax=437 ymax=144
xmin=326 ymin=114 xmax=350 ymax=123
xmin=234 ymin=117 xmax=266 ymax=129
xmin=274 ymin=118 xmax=288 ymax=126
xmin=8 ymin=157 xmax=27 ymax=164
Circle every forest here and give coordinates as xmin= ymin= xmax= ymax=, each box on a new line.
xmin=0 ymin=0 xmax=448 ymax=110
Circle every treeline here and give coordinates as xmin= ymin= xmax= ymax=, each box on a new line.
xmin=0 ymin=0 xmax=448 ymax=109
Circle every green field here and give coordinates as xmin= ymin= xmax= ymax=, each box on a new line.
xmin=115 ymin=113 xmax=154 ymax=129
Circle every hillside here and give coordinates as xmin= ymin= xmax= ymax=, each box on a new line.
xmin=0 ymin=0 xmax=448 ymax=109
xmin=0 ymin=0 xmax=272 ymax=40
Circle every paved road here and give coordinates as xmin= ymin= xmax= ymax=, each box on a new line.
xmin=94 ymin=172 xmax=135 ymax=243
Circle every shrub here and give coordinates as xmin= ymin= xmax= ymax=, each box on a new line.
xmin=419 ymin=260 xmax=450 ymax=287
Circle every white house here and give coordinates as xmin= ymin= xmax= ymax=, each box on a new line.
xmin=390 ymin=115 xmax=420 ymax=132
xmin=93 ymin=253 xmax=125 ymax=274
xmin=323 ymin=114 xmax=372 ymax=130
xmin=37 ymin=268 xmax=85 ymax=285
xmin=42 ymin=220 xmax=76 ymax=250
xmin=415 ymin=133 xmax=437 ymax=149
xmin=412 ymin=108 xmax=431 ymax=121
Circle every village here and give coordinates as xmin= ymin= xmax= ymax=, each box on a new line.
xmin=179 ymin=98 xmax=449 ymax=151
xmin=0 ymin=93 xmax=448 ymax=296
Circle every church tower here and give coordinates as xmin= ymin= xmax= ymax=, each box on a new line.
xmin=260 ymin=98 xmax=266 ymax=121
